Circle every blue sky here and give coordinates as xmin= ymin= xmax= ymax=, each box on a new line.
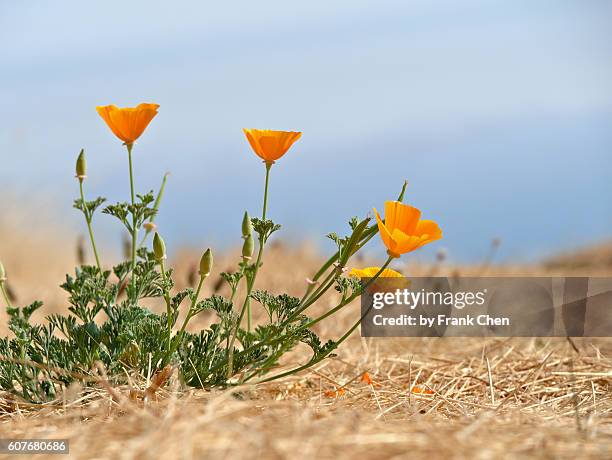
xmin=1 ymin=0 xmax=611 ymax=262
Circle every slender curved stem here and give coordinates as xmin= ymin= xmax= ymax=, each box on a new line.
xmin=126 ymin=143 xmax=137 ymax=283
xmin=244 ymin=258 xmax=394 ymax=384
xmin=227 ymin=162 xmax=272 ymax=378
xmin=165 ymin=275 xmax=206 ymax=360
xmin=300 ymin=180 xmax=407 ymax=302
xmin=248 ymin=162 xmax=271 ymax=330
xmin=261 ymin=162 xmax=271 ymax=220
xmin=79 ymin=181 xmax=102 ymax=271
xmin=139 ymin=172 xmax=169 ymax=248
xmin=294 ymin=257 xmax=392 ymax=333
xmin=300 ymin=270 xmax=336 ymax=308
xmin=218 ymin=257 xmax=394 ymax=382
xmin=158 ymin=259 xmax=172 ymax=349
xmin=177 ymin=276 xmax=205 ymax=338
xmin=227 ymin=181 xmax=408 ymax=383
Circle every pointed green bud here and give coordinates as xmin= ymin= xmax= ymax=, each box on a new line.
xmin=199 ymin=248 xmax=213 ymax=277
xmin=0 ymin=261 xmax=6 ymax=282
xmin=397 ymin=180 xmax=408 ymax=202
xmin=242 ymin=211 xmax=252 ymax=238
xmin=153 ymin=232 xmax=166 ymax=260
xmin=76 ymin=149 xmax=87 ymax=181
xmin=242 ymin=234 xmax=254 ymax=261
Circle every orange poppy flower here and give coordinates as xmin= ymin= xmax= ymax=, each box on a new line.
xmin=411 ymin=386 xmax=434 ymax=395
xmin=96 ymin=103 xmax=160 ymax=144
xmin=374 ymin=201 xmax=442 ymax=258
xmin=324 ymin=387 xmax=346 ymax=398
xmin=243 ymin=129 xmax=302 ymax=164
xmin=349 ymin=267 xmax=403 ymax=279
xmin=349 ymin=267 xmax=406 ymax=294
xmin=360 ymin=372 xmax=373 ymax=385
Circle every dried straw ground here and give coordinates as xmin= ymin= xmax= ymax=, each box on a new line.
xmin=1 ymin=213 xmax=611 ymax=459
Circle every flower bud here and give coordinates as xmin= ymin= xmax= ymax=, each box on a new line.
xmin=242 ymin=234 xmax=254 ymax=261
xmin=76 ymin=149 xmax=87 ymax=181
xmin=199 ymin=248 xmax=213 ymax=277
xmin=143 ymin=222 xmax=157 ymax=233
xmin=242 ymin=211 xmax=252 ymax=238
xmin=153 ymin=232 xmax=166 ymax=260
xmin=0 ymin=261 xmax=6 ymax=282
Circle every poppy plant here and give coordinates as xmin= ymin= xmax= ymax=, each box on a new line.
xmin=374 ymin=201 xmax=442 ymax=258
xmin=0 ymin=95 xmax=453 ymax=404
xmin=243 ymin=129 xmax=302 ymax=164
xmin=96 ymin=103 xmax=160 ymax=145
xmin=96 ymin=102 xmax=160 ymax=283
xmin=228 ymin=128 xmax=301 ymax=346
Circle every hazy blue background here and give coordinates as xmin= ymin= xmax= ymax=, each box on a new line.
xmin=1 ymin=0 xmax=610 ymax=263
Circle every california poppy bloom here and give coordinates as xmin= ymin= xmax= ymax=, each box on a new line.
xmin=349 ymin=267 xmax=403 ymax=279
xmin=350 ymin=266 xmax=407 ymax=294
xmin=96 ymin=103 xmax=160 ymax=144
xmin=360 ymin=372 xmax=373 ymax=385
xmin=243 ymin=129 xmax=302 ymax=164
xmin=374 ymin=201 xmax=442 ymax=258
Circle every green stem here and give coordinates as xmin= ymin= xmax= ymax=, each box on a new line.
xmin=177 ymin=277 xmax=204 ymax=339
xmin=126 ymin=143 xmax=137 ymax=284
xmin=139 ymin=172 xmax=169 ymax=248
xmin=227 ymin=162 xmax=272 ymax=379
xmin=159 ymin=259 xmax=172 ymax=349
xmin=300 ymin=180 xmax=407 ymax=302
xmin=217 ymin=257 xmax=394 ymax=382
xmin=247 ymin=258 xmax=394 ymax=384
xmin=248 ymin=162 xmax=271 ymax=330
xmin=262 ymin=162 xmax=271 ymax=220
xmin=79 ymin=181 xmax=102 ymax=272
xmin=285 ymin=222 xmax=377 ymax=327
xmin=246 ymin=298 xmax=252 ymax=332
xmin=0 ymin=283 xmax=11 ymax=308
xmin=20 ymin=341 xmax=27 ymax=399
xmin=226 ymin=181 xmax=408 ymax=384
xmin=165 ymin=275 xmax=206 ymax=360
xmin=300 ymin=225 xmax=378 ymax=303
xmin=300 ymin=269 xmax=336 ymax=308
xmin=293 ymin=257 xmax=393 ymax=333
xmin=300 ymin=256 xmax=335 ymax=302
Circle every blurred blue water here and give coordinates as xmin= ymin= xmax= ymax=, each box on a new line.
xmin=1 ymin=0 xmax=610 ymax=262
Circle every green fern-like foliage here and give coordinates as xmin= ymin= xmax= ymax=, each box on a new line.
xmin=0 ymin=150 xmax=404 ymax=404
xmin=0 ymin=255 xmax=337 ymax=402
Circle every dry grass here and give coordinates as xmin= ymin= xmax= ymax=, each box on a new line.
xmin=1 ymin=216 xmax=612 ymax=459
